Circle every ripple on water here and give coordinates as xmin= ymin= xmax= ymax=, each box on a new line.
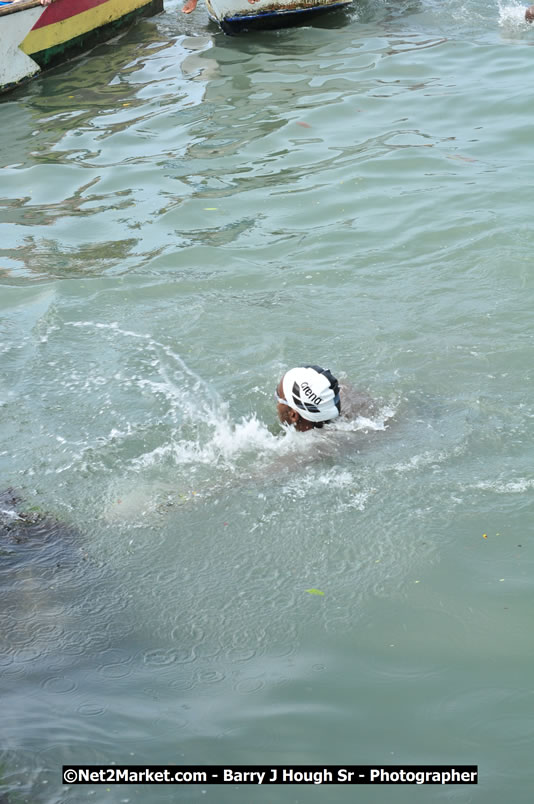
xmin=166 ymin=641 xmax=196 ymax=665
xmin=192 ymin=641 xmax=223 ymax=660
xmin=98 ymin=648 xmax=134 ymax=680
xmin=5 ymin=622 xmax=41 ymax=647
xmin=170 ymin=621 xmax=205 ymax=644
xmin=234 ymin=677 xmax=265 ymax=695
xmin=429 ymin=687 xmax=534 ymax=749
xmin=14 ymin=646 xmax=43 ymax=663
xmin=195 ymin=669 xmax=225 ymax=685
xmin=142 ymin=648 xmax=178 ymax=667
xmin=61 ymin=632 xmax=107 ymax=656
xmin=0 ymin=613 xmax=17 ymax=630
xmin=77 ymin=702 xmax=107 ymax=717
xmin=225 ymin=647 xmax=257 ymax=663
xmin=370 ymin=657 xmax=446 ymax=683
xmin=0 ymin=749 xmax=42 ymax=799
xmin=153 ymin=714 xmax=188 ymax=731
xmin=32 ymin=621 xmax=64 ymax=642
xmin=0 ymin=662 xmax=26 ymax=679
xmin=41 ymin=675 xmax=77 ymax=694
xmin=169 ymin=676 xmax=196 ymax=692
xmin=264 ymin=641 xmax=296 ymax=659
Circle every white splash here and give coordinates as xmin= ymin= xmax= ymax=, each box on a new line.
xmin=1 ymin=507 xmax=23 ymax=522
xmin=131 ymin=413 xmax=308 ymax=470
xmin=498 ymin=1 xmax=530 ymax=28
xmin=335 ymin=403 xmax=397 ymax=433
xmin=470 ymin=477 xmax=534 ymax=493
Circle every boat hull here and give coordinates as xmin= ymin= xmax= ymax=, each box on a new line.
xmin=206 ymin=0 xmax=352 ymax=34
xmin=0 ymin=0 xmax=163 ymax=95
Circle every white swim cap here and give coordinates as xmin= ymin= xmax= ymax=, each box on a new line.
xmin=282 ymin=365 xmax=341 ymax=423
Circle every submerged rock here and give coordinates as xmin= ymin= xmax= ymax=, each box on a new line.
xmin=0 ymin=488 xmax=86 ymax=570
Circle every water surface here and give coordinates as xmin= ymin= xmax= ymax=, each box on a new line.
xmin=1 ymin=0 xmax=533 ymax=801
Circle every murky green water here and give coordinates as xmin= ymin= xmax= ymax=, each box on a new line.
xmin=1 ymin=0 xmax=533 ymax=801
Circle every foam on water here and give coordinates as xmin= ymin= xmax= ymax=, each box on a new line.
xmin=278 ymin=467 xmax=375 ymax=511
xmin=335 ymin=404 xmax=397 ymax=433
xmin=470 ymin=477 xmax=534 ymax=493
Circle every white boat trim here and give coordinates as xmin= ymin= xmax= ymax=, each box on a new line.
xmin=0 ymin=5 xmax=44 ymax=90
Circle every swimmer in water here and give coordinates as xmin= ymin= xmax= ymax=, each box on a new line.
xmin=275 ymin=365 xmax=341 ymax=431
xmin=526 ymin=5 xmax=534 ymax=20
xmin=275 ymin=365 xmax=377 ymax=432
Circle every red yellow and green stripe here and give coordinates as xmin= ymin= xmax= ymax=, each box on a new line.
xmin=21 ymin=0 xmax=163 ymax=67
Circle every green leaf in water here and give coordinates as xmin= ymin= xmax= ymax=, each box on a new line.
xmin=305 ymin=588 xmax=324 ymax=596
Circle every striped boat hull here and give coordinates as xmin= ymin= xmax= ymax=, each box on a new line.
xmin=0 ymin=0 xmax=163 ymax=94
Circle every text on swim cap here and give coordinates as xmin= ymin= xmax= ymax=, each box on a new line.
xmin=300 ymin=382 xmax=322 ymax=405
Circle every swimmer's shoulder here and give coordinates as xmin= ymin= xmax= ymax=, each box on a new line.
xmin=339 ymin=381 xmax=379 ymax=420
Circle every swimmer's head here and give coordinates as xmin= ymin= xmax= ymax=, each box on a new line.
xmin=275 ymin=365 xmax=341 ymax=431
xmin=526 ymin=4 xmax=534 ymax=21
